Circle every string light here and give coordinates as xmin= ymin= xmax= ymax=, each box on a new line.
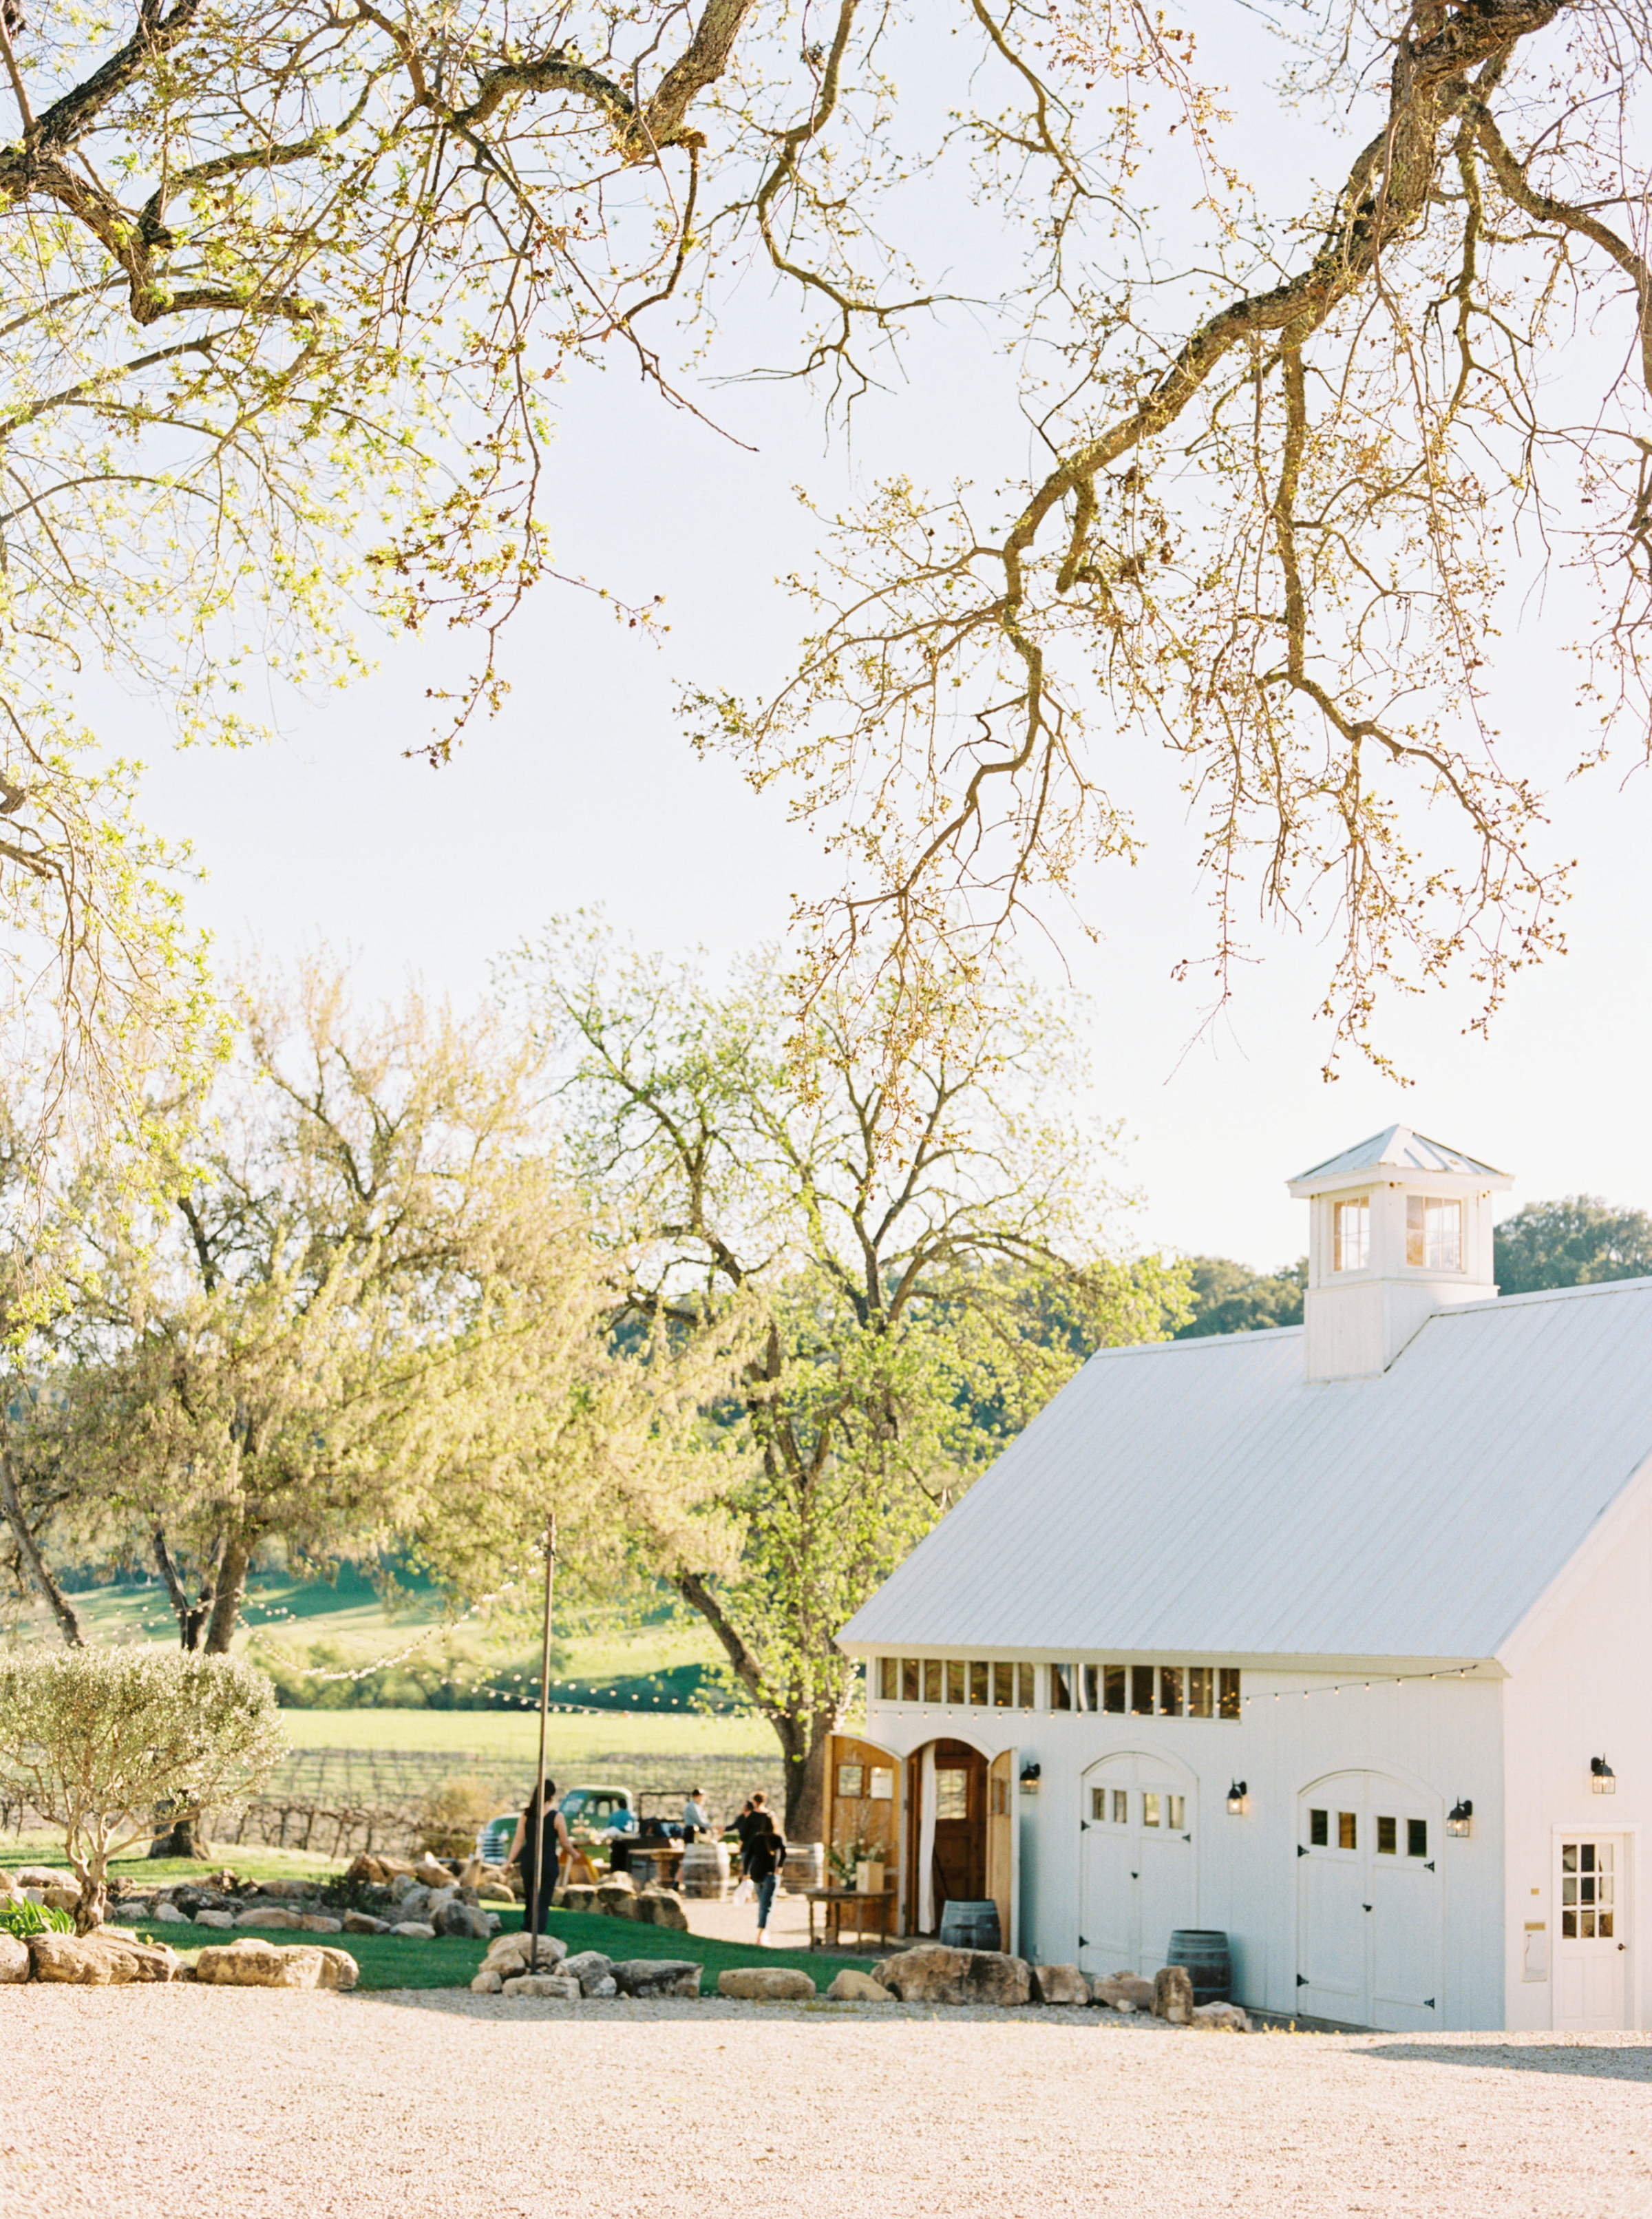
xmin=1242 ymin=1665 xmax=1482 ymax=1707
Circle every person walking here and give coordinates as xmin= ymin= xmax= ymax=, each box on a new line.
xmin=745 ymin=1810 xmax=787 ymax=1947
xmin=505 ymin=1780 xmax=573 ymax=1936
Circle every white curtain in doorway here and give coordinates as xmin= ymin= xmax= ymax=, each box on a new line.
xmin=918 ymin=1744 xmax=938 ymax=1933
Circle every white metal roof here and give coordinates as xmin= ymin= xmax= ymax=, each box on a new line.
xmin=840 ymin=1278 xmax=1652 ymax=1664
xmin=1289 ymin=1124 xmax=1510 ymax=1192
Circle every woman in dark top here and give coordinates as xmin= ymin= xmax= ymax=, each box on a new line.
xmin=506 ymin=1780 xmax=573 ymax=1934
xmin=745 ymin=1813 xmax=787 ymax=1946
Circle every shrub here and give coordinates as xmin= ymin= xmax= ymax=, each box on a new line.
xmin=417 ymin=1774 xmax=498 ymax=1859
xmin=0 ymin=1648 xmax=287 ymax=1933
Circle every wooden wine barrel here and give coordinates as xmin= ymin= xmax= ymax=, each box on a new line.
xmin=1166 ymin=1928 xmax=1232 ymax=2006
xmin=938 ymin=1898 xmax=1002 ymax=1951
xmin=678 ymin=1840 xmax=731 ymax=1899
xmin=782 ymin=1841 xmax=826 ymax=1893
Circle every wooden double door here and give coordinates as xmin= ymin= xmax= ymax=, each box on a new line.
xmin=824 ymin=1732 xmax=1017 ymax=1950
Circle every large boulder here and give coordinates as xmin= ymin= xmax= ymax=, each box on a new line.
xmin=826 ymin=1968 xmax=893 ymax=2002
xmin=477 ymin=1880 xmax=516 ymax=1905
xmin=42 ymin=1886 xmax=81 ymax=1914
xmin=193 ymin=1910 xmax=236 ymax=1931
xmin=471 ymin=1967 xmax=505 ymax=1993
xmin=342 ymin=1911 xmax=390 ymax=1935
xmin=0 ymin=1935 xmax=30 ymax=1984
xmin=394 ymin=1885 xmax=433 ymax=1924
xmin=150 ymin=1902 xmax=193 ymax=1926
xmin=434 ymin=1900 xmax=491 ymax=1941
xmin=298 ymin=1914 xmax=344 ymax=1934
xmin=1154 ymin=1965 xmax=1194 ymax=2025
xmin=412 ymin=1853 xmax=453 ymax=1889
xmin=1191 ymin=2000 xmax=1251 ymax=2032
xmin=717 ymin=1966 xmax=815 ymax=2001
xmin=599 ymin=1868 xmax=637 ymax=1894
xmin=193 ymin=1939 xmax=327 ymax=1990
xmin=634 ymin=1886 xmax=690 ymax=1933
xmin=561 ymin=1884 xmax=599 ymax=1915
xmin=1092 ymin=1973 xmax=1154 ymax=2012
xmin=390 ymin=1922 xmax=436 ymax=1939
xmin=501 ymin=1971 xmax=581 ymax=1999
xmin=1032 ymin=1964 xmax=1090 ymax=2006
xmin=611 ymin=1958 xmax=702 ymax=1999
xmin=483 ymin=1930 xmax=567 ymax=1976
xmin=235 ymin=1906 xmax=302 ymax=1931
xmin=561 ymin=1949 xmax=618 ymax=1997
xmin=313 ymin=1946 xmax=359 ymax=1992
xmin=871 ymin=1946 xmax=1030 ymax=2008
xmin=30 ymin=1933 xmax=180 ymax=1986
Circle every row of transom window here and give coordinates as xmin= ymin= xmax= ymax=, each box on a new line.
xmin=1092 ymin=1787 xmax=1187 ymax=1829
xmin=1309 ymin=1807 xmax=1428 ymax=1858
xmin=875 ymin=1657 xmax=1241 ymax=1718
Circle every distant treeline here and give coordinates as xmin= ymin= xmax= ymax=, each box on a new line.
xmin=1175 ymin=1195 xmax=1652 ymax=1340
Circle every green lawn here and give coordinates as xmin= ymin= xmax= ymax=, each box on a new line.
xmin=5 ymin=1838 xmax=339 ymax=1888
xmin=127 ymin=1904 xmax=867 ymax=1995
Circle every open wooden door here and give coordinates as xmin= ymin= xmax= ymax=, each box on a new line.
xmin=826 ymin=1734 xmax=900 ymax=1891
xmin=986 ymin=1747 xmax=1019 ymax=1956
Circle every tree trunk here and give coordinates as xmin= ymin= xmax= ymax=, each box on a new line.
xmin=68 ymin=1853 xmax=107 ymax=1935
xmin=202 ymin=1528 xmax=253 ymax=1653
xmin=785 ymin=1725 xmax=833 ymax=1845
xmin=0 ymin=1441 xmax=83 ymax=1645
xmin=149 ymin=1805 xmax=212 ymax=1860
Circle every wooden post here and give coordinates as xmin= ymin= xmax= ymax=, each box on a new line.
xmin=528 ymin=1513 xmax=557 ymax=1973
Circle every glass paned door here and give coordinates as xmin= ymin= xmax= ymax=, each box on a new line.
xmin=1555 ymin=1838 xmax=1627 ymax=2031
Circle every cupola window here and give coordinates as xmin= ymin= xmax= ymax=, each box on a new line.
xmin=1332 ymin=1197 xmax=1370 ymax=1271
xmin=1406 ymin=1195 xmax=1462 ymax=1271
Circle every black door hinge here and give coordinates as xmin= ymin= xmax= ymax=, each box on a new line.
xmin=1079 ymin=1818 xmax=1090 ymax=1832
xmin=1296 ymin=1973 xmax=1309 ymax=1987
xmin=1362 ymin=1903 xmax=1373 ymax=1913
xmin=1424 ymin=1860 xmax=1434 ymax=1871
xmin=1297 ymin=1844 xmax=1308 ymax=1857
xmin=1423 ymin=1997 xmax=1435 ymax=2010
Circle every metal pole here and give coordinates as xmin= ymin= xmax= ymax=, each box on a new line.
xmin=528 ymin=1512 xmax=556 ymax=1973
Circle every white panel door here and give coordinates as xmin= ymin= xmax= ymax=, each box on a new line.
xmin=1298 ymin=1776 xmax=1442 ymax=2029
xmin=1080 ymin=1754 xmax=1196 ymax=1977
xmin=1555 ymin=1837 xmax=1627 ymax=2031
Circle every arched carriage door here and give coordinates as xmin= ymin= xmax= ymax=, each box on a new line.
xmin=1079 ymin=1750 xmax=1197 ymax=1979
xmin=1295 ymin=1771 xmax=1442 ymax=2030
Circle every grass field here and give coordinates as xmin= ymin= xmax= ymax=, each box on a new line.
xmin=275 ymin=1707 xmax=774 ymax=1759
xmin=50 ymin=1566 xmax=756 ymax=1721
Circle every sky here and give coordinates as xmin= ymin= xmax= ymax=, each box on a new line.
xmin=132 ymin=10 xmax=1652 ymax=1276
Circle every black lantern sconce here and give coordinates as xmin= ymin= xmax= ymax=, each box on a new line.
xmin=1592 ymin=1756 xmax=1617 ymax=1795
xmin=1019 ymin=1761 xmax=1041 ymax=1794
xmin=1226 ymin=1780 xmax=1249 ymax=1816
xmin=1446 ymin=1798 xmax=1473 ymax=1838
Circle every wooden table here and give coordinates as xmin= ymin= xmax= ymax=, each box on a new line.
xmin=805 ymin=1888 xmax=896 ymax=1953
xmin=623 ymin=1844 xmax=684 ymax=1889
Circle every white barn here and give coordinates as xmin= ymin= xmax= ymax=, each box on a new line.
xmin=832 ymin=1127 xmax=1652 ymax=2032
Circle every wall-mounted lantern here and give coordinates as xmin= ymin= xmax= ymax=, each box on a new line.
xmin=1019 ymin=1761 xmax=1041 ymax=1794
xmin=1446 ymin=1798 xmax=1473 ymax=1838
xmin=1591 ymin=1756 xmax=1617 ymax=1795
xmin=1226 ymin=1779 xmax=1249 ymax=1816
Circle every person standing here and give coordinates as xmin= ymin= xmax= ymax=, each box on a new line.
xmin=681 ymin=1787 xmax=714 ymax=1840
xmin=506 ymin=1780 xmax=573 ymax=1935
xmin=745 ymin=1811 xmax=787 ymax=1947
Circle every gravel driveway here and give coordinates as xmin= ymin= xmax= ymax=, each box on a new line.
xmin=4 ymin=1989 xmax=1650 ymax=2218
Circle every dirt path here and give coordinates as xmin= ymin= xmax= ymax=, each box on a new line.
xmin=3 ymin=1989 xmax=1649 ymax=2218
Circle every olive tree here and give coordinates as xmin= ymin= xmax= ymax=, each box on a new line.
xmin=0 ymin=1646 xmax=285 ymax=1929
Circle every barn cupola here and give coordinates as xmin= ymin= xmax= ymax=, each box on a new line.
xmin=1287 ymin=1126 xmax=1513 ymax=1381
